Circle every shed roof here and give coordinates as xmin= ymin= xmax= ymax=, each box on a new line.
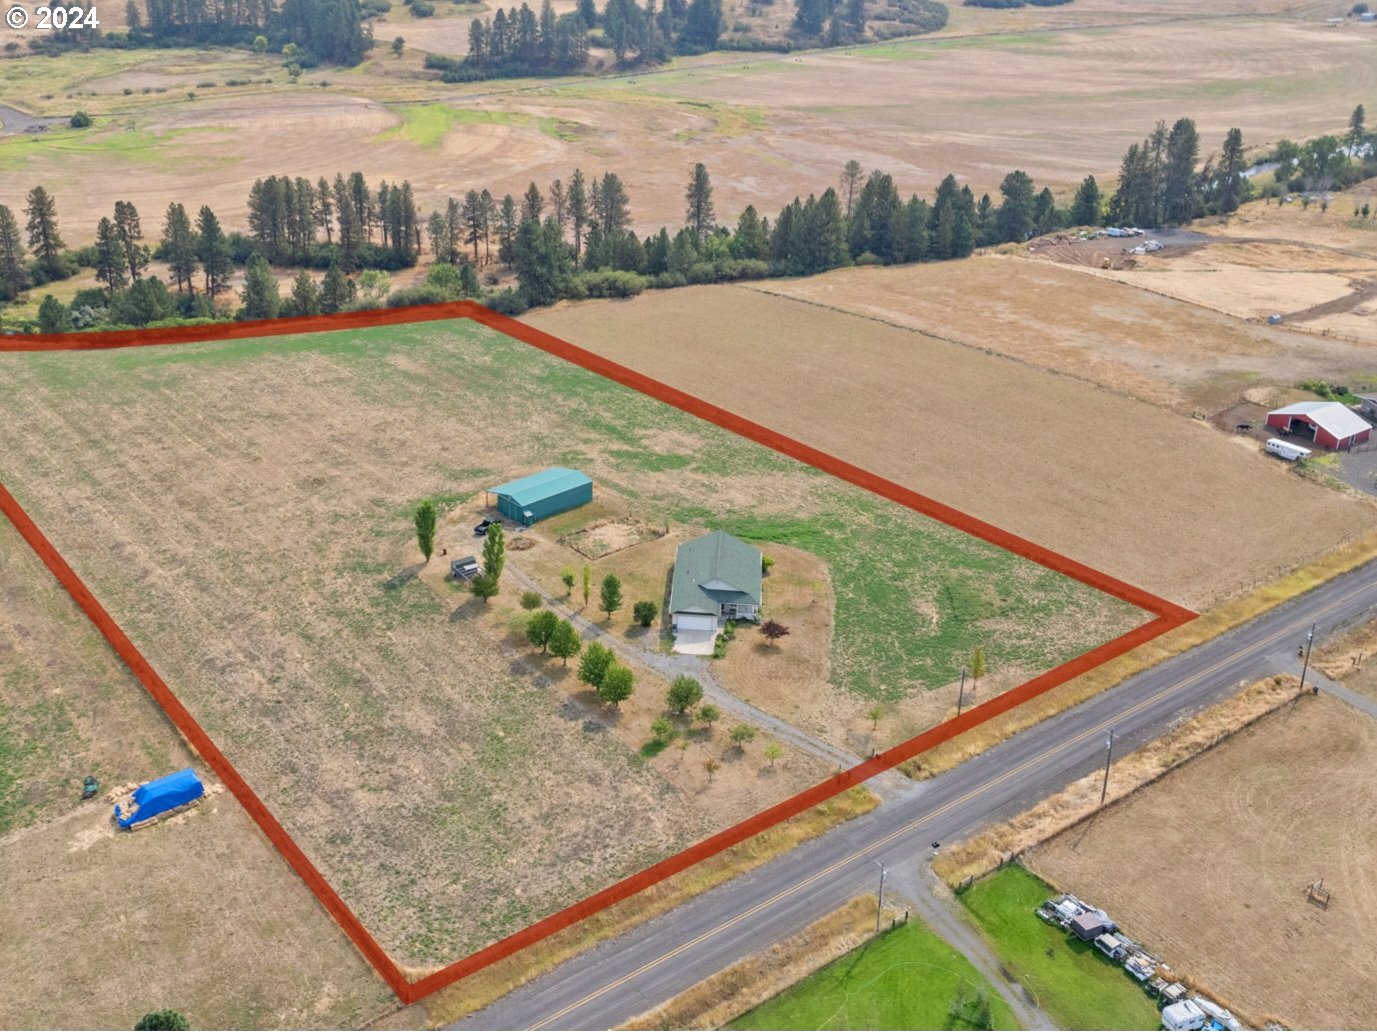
xmin=669 ymin=531 xmax=762 ymax=615
xmin=488 ymin=467 xmax=591 ymax=506
xmin=1270 ymin=401 xmax=1372 ymax=440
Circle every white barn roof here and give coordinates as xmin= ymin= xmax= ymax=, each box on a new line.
xmin=1270 ymin=401 xmax=1372 ymax=440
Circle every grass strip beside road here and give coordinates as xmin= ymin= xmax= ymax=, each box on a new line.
xmin=958 ymin=866 xmax=1160 ymax=1031
xmin=725 ymin=908 xmax=1019 ymax=1031
xmin=621 ymin=895 xmax=881 ymax=1030
xmin=933 ymin=675 xmax=1307 ymax=887
xmin=383 ymin=786 xmax=880 ymax=1028
xmin=904 ymin=528 xmax=1377 ymax=779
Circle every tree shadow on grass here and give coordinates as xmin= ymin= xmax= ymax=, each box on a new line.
xmin=382 ymin=561 xmax=426 ymax=592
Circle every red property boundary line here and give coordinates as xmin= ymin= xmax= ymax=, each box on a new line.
xmin=1 ymin=302 xmax=1196 ymax=1006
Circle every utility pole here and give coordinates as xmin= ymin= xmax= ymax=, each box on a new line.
xmin=956 ymin=668 xmax=967 ymax=717
xmin=1099 ymin=727 xmax=1115 ymax=806
xmin=1300 ymin=621 xmax=1316 ymax=694
xmin=874 ymin=860 xmax=887 ymax=933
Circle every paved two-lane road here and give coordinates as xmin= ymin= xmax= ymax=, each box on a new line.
xmin=458 ymin=558 xmax=1377 ymax=1030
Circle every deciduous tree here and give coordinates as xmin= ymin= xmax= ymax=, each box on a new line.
xmin=599 ymin=573 xmax=623 ymax=618
xmin=549 ymin=619 xmax=582 ymax=664
xmin=414 ymin=500 xmax=437 ymax=561
xmin=667 ymin=675 xmax=703 ymax=713
xmin=598 ymin=662 xmax=634 ymax=706
xmin=759 ymin=619 xmax=790 ymax=646
xmin=527 ymin=609 xmax=559 ymax=651
xmin=483 ymin=522 xmax=507 ymax=582
xmin=578 ymin=640 xmax=614 ymax=687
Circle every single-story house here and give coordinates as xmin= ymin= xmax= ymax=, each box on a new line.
xmin=668 ymin=530 xmax=763 ymax=655
xmin=486 ymin=467 xmax=592 ymax=526
xmin=1266 ymin=401 xmax=1373 ymax=450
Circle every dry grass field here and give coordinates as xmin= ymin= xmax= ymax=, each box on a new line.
xmin=531 ymin=285 xmax=1376 ymax=610
xmin=745 ymin=253 xmax=1377 ymax=413
xmin=2 ymin=8 xmax=1375 ymax=238
xmin=1029 ymin=692 xmax=1377 ymax=1030
xmin=0 ymin=520 xmax=394 ymax=1030
xmin=0 ymin=318 xmax=1134 ymax=967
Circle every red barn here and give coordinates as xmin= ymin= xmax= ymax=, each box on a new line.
xmin=1266 ymin=401 xmax=1373 ymax=451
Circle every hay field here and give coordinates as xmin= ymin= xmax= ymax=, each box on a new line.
xmin=2 ymin=12 xmax=1376 ymax=237
xmin=531 ymin=285 xmax=1376 ymax=610
xmin=0 ymin=520 xmax=393 ymax=1030
xmin=0 ymin=318 xmax=1134 ymax=966
xmin=1029 ymin=693 xmax=1377 ymax=1030
xmin=740 ymin=254 xmax=1377 ymax=412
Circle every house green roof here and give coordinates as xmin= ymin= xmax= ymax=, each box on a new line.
xmin=487 ymin=467 xmax=591 ymax=507
xmin=669 ymin=531 xmax=762 ymax=615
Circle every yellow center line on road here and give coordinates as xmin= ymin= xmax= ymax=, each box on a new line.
xmin=527 ymin=577 xmax=1373 ymax=1030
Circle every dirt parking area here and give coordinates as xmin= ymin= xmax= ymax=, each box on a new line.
xmin=1029 ymin=692 xmax=1377 ymax=1030
xmin=0 ymin=520 xmax=394 ymax=1030
xmin=532 ymin=285 xmax=1376 ymax=610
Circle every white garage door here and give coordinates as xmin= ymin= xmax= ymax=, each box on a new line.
xmin=674 ymin=613 xmax=716 ymax=632
xmin=673 ymin=612 xmax=718 ymax=655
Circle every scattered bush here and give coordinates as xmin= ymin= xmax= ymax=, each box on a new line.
xmin=68 ymin=110 xmax=91 ymax=128
xmin=632 ymin=600 xmax=658 ymax=627
xmin=520 ymin=590 xmax=543 ymax=610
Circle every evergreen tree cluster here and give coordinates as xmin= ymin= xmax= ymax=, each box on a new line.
xmin=1108 ymin=118 xmax=1266 ymax=226
xmin=463 ymin=0 xmax=595 ymax=74
xmin=133 ymin=0 xmax=370 ymax=64
xmin=246 ymin=171 xmax=421 ymax=268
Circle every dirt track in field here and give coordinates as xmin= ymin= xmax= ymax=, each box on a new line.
xmin=530 ymin=284 xmax=1377 ymax=610
xmin=1029 ymin=692 xmax=1377 ymax=1030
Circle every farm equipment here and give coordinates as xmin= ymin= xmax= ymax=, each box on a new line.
xmin=81 ymin=775 xmax=100 ymax=800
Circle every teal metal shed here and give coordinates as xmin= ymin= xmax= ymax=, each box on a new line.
xmin=487 ymin=467 xmax=592 ymax=525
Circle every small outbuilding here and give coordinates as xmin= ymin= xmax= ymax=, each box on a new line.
xmin=486 ymin=467 xmax=592 ymax=526
xmin=669 ymin=530 xmax=763 ymax=654
xmin=1266 ymin=401 xmax=1373 ymax=450
xmin=1069 ymin=910 xmax=1113 ymax=941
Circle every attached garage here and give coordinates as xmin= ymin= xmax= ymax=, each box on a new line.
xmin=486 ymin=467 xmax=592 ymax=526
xmin=1266 ymin=402 xmax=1373 ymax=451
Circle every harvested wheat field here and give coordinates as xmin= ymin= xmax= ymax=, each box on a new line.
xmin=532 ymin=285 xmax=1376 ymax=610
xmin=743 ymin=254 xmax=1377 ymax=412
xmin=1029 ymin=692 xmax=1377 ymax=1030
xmin=4 ymin=12 xmax=1376 ymax=239
xmin=0 ymin=519 xmax=394 ymax=1030
xmin=0 ymin=318 xmax=1135 ymax=967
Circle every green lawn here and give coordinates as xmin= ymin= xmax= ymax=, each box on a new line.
xmin=729 ymin=916 xmax=1019 ymax=1031
xmin=958 ymin=867 xmax=1161 ymax=1030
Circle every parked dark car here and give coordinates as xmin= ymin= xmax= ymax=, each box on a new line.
xmin=474 ymin=519 xmax=494 ymax=537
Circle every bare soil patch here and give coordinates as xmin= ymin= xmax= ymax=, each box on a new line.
xmin=531 ymin=285 xmax=1375 ymax=609
xmin=1028 ymin=692 xmax=1377 ymax=1030
xmin=561 ymin=516 xmax=667 ymax=559
xmin=0 ymin=521 xmax=393 ymax=1030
